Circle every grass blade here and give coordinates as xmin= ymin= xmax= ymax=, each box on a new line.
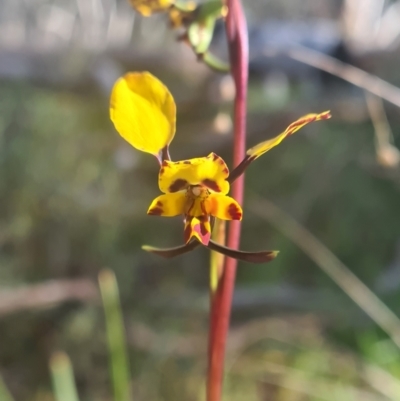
xmin=99 ymin=269 xmax=131 ymax=401
xmin=250 ymin=195 xmax=400 ymax=349
xmin=0 ymin=375 xmax=15 ymax=401
xmin=50 ymin=352 xmax=80 ymax=401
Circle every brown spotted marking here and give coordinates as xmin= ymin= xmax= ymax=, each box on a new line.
xmin=287 ymin=117 xmax=315 ymax=136
xmin=198 ymin=215 xmax=210 ymax=236
xmin=169 ymin=179 xmax=188 ymax=192
xmin=202 ymin=179 xmax=220 ymax=192
xmin=227 ymin=203 xmax=242 ymax=220
xmin=148 ymin=207 xmax=163 ymax=216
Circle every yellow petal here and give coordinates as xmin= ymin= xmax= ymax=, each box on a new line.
xmin=110 ymin=72 xmax=176 ymax=156
xmin=246 ymin=111 xmax=331 ymax=160
xmin=129 ymin=0 xmax=173 ymax=16
xmin=159 ymin=153 xmax=230 ymax=194
xmin=184 ymin=216 xmax=211 ymax=245
xmin=147 ymin=192 xmax=186 ymax=216
xmin=204 ymin=193 xmax=242 ymax=220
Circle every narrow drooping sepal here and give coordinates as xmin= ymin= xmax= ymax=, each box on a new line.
xmin=142 ymin=239 xmax=279 ymax=264
xmin=142 ymin=241 xmax=199 ymax=258
xmin=207 ymin=240 xmax=279 ymax=264
xmin=228 ymin=111 xmax=331 ymax=184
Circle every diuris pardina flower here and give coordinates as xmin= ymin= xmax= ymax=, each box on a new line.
xmin=147 ymin=153 xmax=242 ymax=245
xmin=128 ymin=0 xmax=174 ymax=16
xmin=128 ymin=0 xmax=228 ymax=68
xmin=110 ymin=71 xmax=331 ymax=262
xmin=129 ymin=0 xmax=197 ymax=29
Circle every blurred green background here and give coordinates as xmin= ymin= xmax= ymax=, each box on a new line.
xmin=1 ymin=0 xmax=400 ymax=400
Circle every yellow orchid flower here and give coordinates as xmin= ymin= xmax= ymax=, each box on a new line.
xmin=109 ymin=71 xmax=331 ymax=262
xmin=147 ymin=153 xmax=242 ymax=245
xmin=128 ymin=0 xmax=196 ymax=29
xmin=128 ymin=0 xmax=174 ymax=16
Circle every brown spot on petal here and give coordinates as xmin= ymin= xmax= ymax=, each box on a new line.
xmin=183 ymin=160 xmax=191 ymax=165
xmin=148 ymin=207 xmax=163 ymax=215
xmin=169 ymin=179 xmax=188 ymax=192
xmin=200 ymin=221 xmax=209 ymax=236
xmin=160 ymin=168 xmax=165 ymax=174
xmin=202 ymin=179 xmax=220 ymax=192
xmin=227 ymin=203 xmax=242 ymax=220
xmin=223 ymin=167 xmax=229 ymax=174
xmin=193 ymin=219 xmax=210 ymax=245
xmin=156 ymin=201 xmax=163 ymax=207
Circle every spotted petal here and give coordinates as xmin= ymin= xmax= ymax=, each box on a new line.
xmin=204 ymin=193 xmax=242 ymax=220
xmin=129 ymin=0 xmax=173 ymax=16
xmin=246 ymin=111 xmax=331 ymax=160
xmin=159 ymin=153 xmax=230 ymax=194
xmin=184 ymin=215 xmax=211 ymax=245
xmin=110 ymin=72 xmax=176 ymax=157
xmin=147 ymin=192 xmax=186 ymax=216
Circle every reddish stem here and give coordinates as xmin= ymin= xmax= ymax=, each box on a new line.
xmin=207 ymin=1 xmax=248 ymax=400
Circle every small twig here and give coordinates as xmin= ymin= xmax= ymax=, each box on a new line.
xmin=0 ymin=279 xmax=98 ymax=317
xmin=249 ymin=196 xmax=400 ymax=349
xmin=262 ymin=45 xmax=400 ymax=109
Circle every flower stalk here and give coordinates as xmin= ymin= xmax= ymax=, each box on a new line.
xmin=207 ymin=0 xmax=248 ymax=400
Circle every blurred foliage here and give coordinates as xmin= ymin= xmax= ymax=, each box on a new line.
xmin=1 ymin=68 xmax=399 ymax=399
xmin=1 ymin=0 xmax=400 ymax=399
